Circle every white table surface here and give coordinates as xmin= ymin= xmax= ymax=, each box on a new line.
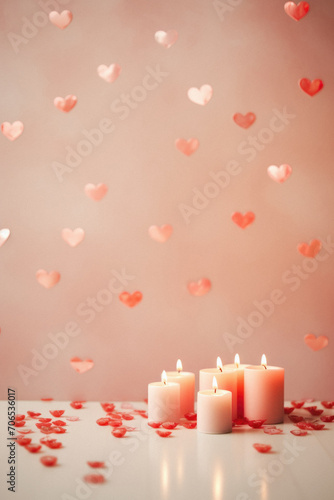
xmin=0 ymin=400 xmax=333 ymax=500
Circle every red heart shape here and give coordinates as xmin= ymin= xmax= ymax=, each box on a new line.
xmin=267 ymin=164 xmax=292 ymax=183
xmin=231 ymin=211 xmax=255 ymax=229
xmin=175 ymin=138 xmax=199 ymax=156
xmin=36 ymin=270 xmax=61 ymax=288
xmin=154 ymin=29 xmax=178 ymax=48
xmin=187 ymin=278 xmax=211 ymax=296
xmin=54 ymin=95 xmax=77 ymax=112
xmin=233 ymin=112 xmax=256 ymax=129
xmin=62 ymin=228 xmax=85 ymax=247
xmin=187 ymin=85 xmax=213 ymax=105
xmin=253 ymin=443 xmax=272 ymax=453
xmin=299 ymin=78 xmax=323 ymax=96
xmin=1 ymin=121 xmax=24 ymax=141
xmin=297 ymin=239 xmax=321 ymax=258
xmin=148 ymin=224 xmax=173 ymax=242
xmin=284 ymin=2 xmax=309 ymax=21
xmin=119 ymin=291 xmax=143 ymax=308
xmin=70 ymin=358 xmax=94 ymax=373
xmin=49 ymin=10 xmax=72 ymax=29
xmin=84 ymin=183 xmax=108 ymax=201
xmin=304 ymin=334 xmax=328 ymax=351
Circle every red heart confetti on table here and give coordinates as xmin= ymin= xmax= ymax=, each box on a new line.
xmin=263 ymin=427 xmax=283 ymax=435
xmin=161 ymin=422 xmax=178 ymax=430
xmin=305 ymin=407 xmax=323 ymax=416
xmin=233 ymin=112 xmax=256 ymax=129
xmin=321 ymin=401 xmax=334 ymax=409
xmin=148 ymin=224 xmax=173 ymax=242
xmin=267 ymin=164 xmax=292 ymax=183
xmin=96 ymin=418 xmax=110 ymax=426
xmin=156 ymin=430 xmax=172 ymax=438
xmin=304 ymin=334 xmax=328 ymax=351
xmin=14 ymin=420 xmax=26 ymax=427
xmin=154 ymin=29 xmax=178 ymax=48
xmin=70 ymin=402 xmax=83 ymax=409
xmin=187 ymin=278 xmax=211 ymax=296
xmin=17 ymin=429 xmax=33 ymax=434
xmin=40 ymin=456 xmax=58 ymax=467
xmin=70 ymin=357 xmax=94 ymax=373
xmin=148 ymin=421 xmax=162 ymax=428
xmin=291 ymin=400 xmax=305 ymax=409
xmin=36 ymin=270 xmax=61 ymax=289
xmin=0 ymin=228 xmax=10 ymax=247
xmin=320 ymin=415 xmax=334 ymax=423
xmin=49 ymin=10 xmax=72 ymax=29
xmin=17 ymin=437 xmax=32 ymax=446
xmin=112 ymin=427 xmax=127 ymax=438
xmin=299 ymin=78 xmax=323 ymax=96
xmin=25 ymin=443 xmax=42 ymax=453
xmin=54 ymin=95 xmax=77 ymax=112
xmin=247 ymin=419 xmax=266 ymax=429
xmin=66 ymin=416 xmax=79 ymax=422
xmin=15 ymin=414 xmax=25 ymax=421
xmin=187 ymin=84 xmax=213 ymax=105
xmin=284 ymin=407 xmax=294 ymax=414
xmin=62 ymin=228 xmax=85 ymax=247
xmin=253 ymin=443 xmax=272 ymax=453
xmin=119 ymin=291 xmax=143 ymax=307
xmin=101 ymin=402 xmax=115 ymax=412
xmin=231 ymin=211 xmax=255 ymax=229
xmin=288 ymin=415 xmax=304 ymax=423
xmin=84 ymin=183 xmax=108 ymax=201
xmin=298 ymin=239 xmax=321 ymax=258
xmin=27 ymin=411 xmax=41 ymax=417
xmin=184 ymin=412 xmax=197 ymax=421
xmin=284 ymin=2 xmax=309 ymax=21
xmin=182 ymin=422 xmax=197 ymax=429
xmin=97 ymin=64 xmax=121 ymax=83
xmin=84 ymin=474 xmax=105 ymax=484
xmin=290 ymin=429 xmax=308 ymax=436
xmin=1 ymin=121 xmax=24 ymax=141
xmin=175 ymin=138 xmax=199 ymax=156
xmin=87 ymin=461 xmax=105 ymax=468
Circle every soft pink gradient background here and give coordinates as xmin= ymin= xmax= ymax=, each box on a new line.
xmin=0 ymin=0 xmax=333 ymax=401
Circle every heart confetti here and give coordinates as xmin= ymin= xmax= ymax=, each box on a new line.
xmin=233 ymin=112 xmax=256 ymax=129
xmin=148 ymin=225 xmax=173 ymax=243
xmin=187 ymin=278 xmax=211 ymax=296
xmin=304 ymin=334 xmax=328 ymax=351
xmin=1 ymin=121 xmax=24 ymax=141
xmin=84 ymin=474 xmax=105 ymax=484
xmin=187 ymin=85 xmax=213 ymax=105
xmin=36 ymin=270 xmax=60 ymax=289
xmin=175 ymin=138 xmax=199 ymax=156
xmin=154 ymin=29 xmax=178 ymax=48
xmin=54 ymin=95 xmax=77 ymax=112
xmin=49 ymin=10 xmax=73 ymax=29
xmin=84 ymin=183 xmax=108 ymax=201
xmin=298 ymin=239 xmax=321 ymax=258
xmin=119 ymin=291 xmax=143 ymax=308
xmin=87 ymin=462 xmax=105 ymax=468
xmin=70 ymin=357 xmax=94 ymax=373
xmin=97 ymin=64 xmax=121 ymax=83
xmin=61 ymin=228 xmax=85 ymax=247
xmin=231 ymin=211 xmax=255 ymax=229
xmin=156 ymin=430 xmax=172 ymax=438
xmin=284 ymin=2 xmax=309 ymax=21
xmin=253 ymin=443 xmax=272 ymax=453
xmin=267 ymin=164 xmax=292 ymax=183
xmin=40 ymin=456 xmax=58 ymax=467
xmin=299 ymin=78 xmax=323 ymax=96
xmin=0 ymin=228 xmax=10 ymax=247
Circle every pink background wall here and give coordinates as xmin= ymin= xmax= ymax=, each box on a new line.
xmin=1 ymin=0 xmax=333 ymax=401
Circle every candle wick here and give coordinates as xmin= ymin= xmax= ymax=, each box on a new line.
xmin=177 ymin=369 xmax=181 ymax=374
xmin=262 ymin=365 xmax=267 ymax=370
xmin=214 ymin=387 xmax=217 ymax=394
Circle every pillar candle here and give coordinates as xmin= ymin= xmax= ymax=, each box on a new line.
xmin=244 ymin=355 xmax=284 ymax=424
xmin=225 ymin=354 xmax=249 ymax=418
xmin=166 ymin=359 xmax=195 ymax=418
xmin=148 ymin=371 xmax=180 ymax=423
xmin=197 ymin=377 xmax=232 ymax=434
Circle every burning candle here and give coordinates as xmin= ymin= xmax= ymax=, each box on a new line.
xmin=166 ymin=359 xmax=195 ymax=418
xmin=225 ymin=353 xmax=249 ymax=418
xmin=199 ymin=357 xmax=237 ymax=419
xmin=197 ymin=376 xmax=232 ymax=434
xmin=244 ymin=354 xmax=284 ymax=424
xmin=148 ymin=370 xmax=180 ymax=423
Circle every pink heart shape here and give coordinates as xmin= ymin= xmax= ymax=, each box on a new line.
xmin=267 ymin=164 xmax=292 ymax=183
xmin=154 ymin=29 xmax=178 ymax=48
xmin=70 ymin=357 xmax=94 ymax=373
xmin=36 ymin=270 xmax=61 ymax=289
xmin=0 ymin=228 xmax=10 ymax=247
xmin=61 ymin=228 xmax=85 ymax=247
xmin=49 ymin=10 xmax=73 ymax=29
xmin=298 ymin=239 xmax=321 ymax=258
xmin=299 ymin=78 xmax=323 ymax=96
xmin=54 ymin=95 xmax=77 ymax=112
xmin=304 ymin=334 xmax=328 ymax=351
xmin=84 ymin=183 xmax=108 ymax=201
xmin=97 ymin=64 xmax=121 ymax=83
xmin=175 ymin=138 xmax=199 ymax=156
xmin=233 ymin=112 xmax=256 ymax=129
xmin=119 ymin=291 xmax=143 ymax=308
xmin=1 ymin=121 xmax=24 ymax=141
xmin=188 ymin=278 xmax=211 ymax=296
xmin=284 ymin=2 xmax=309 ymax=21
xmin=231 ymin=212 xmax=255 ymax=229
xmin=187 ymin=85 xmax=213 ymax=106
xmin=148 ymin=225 xmax=173 ymax=243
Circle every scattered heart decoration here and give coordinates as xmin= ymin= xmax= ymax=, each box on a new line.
xmin=97 ymin=64 xmax=121 ymax=83
xmin=154 ymin=29 xmax=178 ymax=48
xmin=84 ymin=183 xmax=108 ymax=201
xmin=233 ymin=112 xmax=256 ymax=129
xmin=175 ymin=138 xmax=199 ymax=156
xmin=267 ymin=164 xmax=292 ymax=183
xmin=1 ymin=121 xmax=24 ymax=141
xmin=231 ymin=212 xmax=255 ymax=229
xmin=49 ymin=10 xmax=73 ymax=29
xmin=0 ymin=228 xmax=10 ymax=247
xmin=61 ymin=228 xmax=85 ymax=247
xmin=298 ymin=239 xmax=321 ymax=258
xmin=148 ymin=225 xmax=173 ymax=243
xmin=299 ymin=78 xmax=323 ymax=96
xmin=36 ymin=270 xmax=61 ymax=289
xmin=54 ymin=95 xmax=77 ymax=112
xmin=187 ymin=84 xmax=213 ymax=106
xmin=284 ymin=2 xmax=309 ymax=21
xmin=119 ymin=291 xmax=143 ymax=308
xmin=70 ymin=357 xmax=94 ymax=373
xmin=304 ymin=334 xmax=328 ymax=351
xmin=187 ymin=278 xmax=211 ymax=296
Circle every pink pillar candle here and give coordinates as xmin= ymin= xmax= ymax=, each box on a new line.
xmin=225 ymin=354 xmax=249 ymax=418
xmin=197 ymin=378 xmax=232 ymax=434
xmin=148 ymin=371 xmax=180 ymax=423
xmin=166 ymin=360 xmax=195 ymax=418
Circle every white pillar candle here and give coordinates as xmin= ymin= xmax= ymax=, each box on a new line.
xmin=166 ymin=359 xmax=195 ymax=418
xmin=199 ymin=357 xmax=238 ymax=419
xmin=197 ymin=377 xmax=232 ymax=434
xmin=244 ymin=355 xmax=284 ymax=425
xmin=148 ymin=370 xmax=180 ymax=423
xmin=224 ymin=354 xmax=249 ymax=418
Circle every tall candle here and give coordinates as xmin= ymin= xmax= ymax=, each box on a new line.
xmin=166 ymin=359 xmax=195 ymax=418
xmin=148 ymin=371 xmax=180 ymax=423
xmin=197 ymin=376 xmax=232 ymax=434
xmin=199 ymin=357 xmax=238 ymax=419
xmin=225 ymin=353 xmax=249 ymax=418
xmin=244 ymin=355 xmax=284 ymax=424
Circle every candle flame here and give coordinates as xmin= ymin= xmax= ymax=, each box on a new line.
xmin=212 ymin=376 xmax=218 ymax=394
xmin=176 ymin=359 xmax=182 ymax=373
xmin=161 ymin=370 xmax=167 ymax=385
xmin=234 ymin=353 xmax=240 ymax=368
xmin=261 ymin=354 xmax=267 ymax=369
xmin=217 ymin=356 xmax=223 ymax=372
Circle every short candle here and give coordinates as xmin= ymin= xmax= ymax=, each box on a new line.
xmin=197 ymin=376 xmax=232 ymax=434
xmin=166 ymin=359 xmax=195 ymax=418
xmin=224 ymin=353 xmax=249 ymax=418
xmin=148 ymin=370 xmax=180 ymax=423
